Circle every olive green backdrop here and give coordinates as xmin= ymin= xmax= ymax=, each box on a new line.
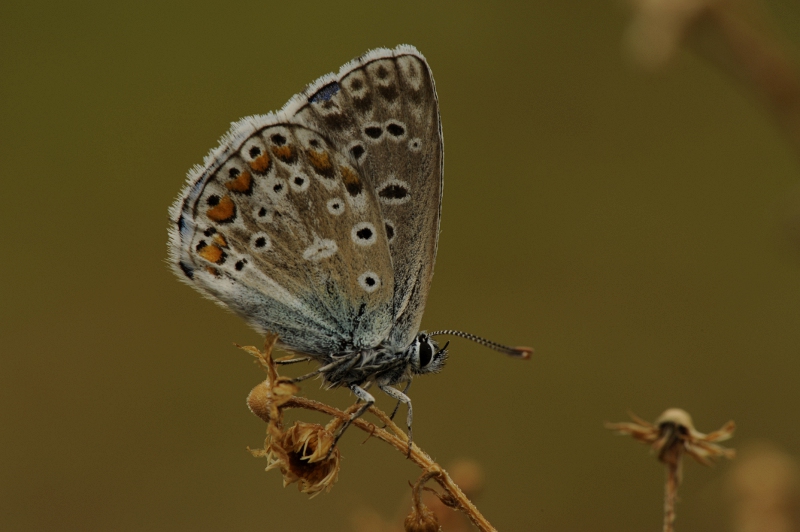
xmin=2 ymin=1 xmax=800 ymax=531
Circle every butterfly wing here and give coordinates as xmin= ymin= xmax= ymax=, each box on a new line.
xmin=168 ymin=45 xmax=442 ymax=356
xmin=169 ymin=107 xmax=396 ymax=357
xmin=290 ymin=46 xmax=444 ymax=351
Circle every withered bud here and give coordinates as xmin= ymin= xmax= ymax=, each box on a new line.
xmin=247 ymin=378 xmax=299 ymax=424
xmin=266 ymin=421 xmax=340 ymax=497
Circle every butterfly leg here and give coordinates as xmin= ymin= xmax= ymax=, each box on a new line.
xmin=387 ymin=381 xmax=411 ymax=421
xmin=275 ymin=356 xmax=312 ymax=365
xmin=330 ymin=384 xmax=376 ymax=454
xmin=379 ymin=384 xmax=414 ymax=456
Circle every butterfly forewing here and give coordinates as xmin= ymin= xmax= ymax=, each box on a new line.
xmin=291 ymin=47 xmax=443 ymax=351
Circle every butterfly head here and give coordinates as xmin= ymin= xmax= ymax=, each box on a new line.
xmin=407 ymin=333 xmax=448 ymax=375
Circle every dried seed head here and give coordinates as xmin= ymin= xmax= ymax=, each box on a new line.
xmin=404 ymin=503 xmax=440 ymax=532
xmin=266 ymin=421 xmax=340 ymax=497
xmin=607 ymin=408 xmax=736 ymax=469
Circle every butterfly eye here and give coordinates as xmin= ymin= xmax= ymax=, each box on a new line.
xmin=419 ymin=340 xmax=433 ymax=367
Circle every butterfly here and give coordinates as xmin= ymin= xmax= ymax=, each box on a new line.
xmin=168 ymin=44 xmax=531 ymax=448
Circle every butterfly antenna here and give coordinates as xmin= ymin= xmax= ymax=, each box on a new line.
xmin=427 ymin=330 xmax=533 ymax=359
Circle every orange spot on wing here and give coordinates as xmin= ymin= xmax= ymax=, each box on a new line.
xmin=225 ymin=170 xmax=252 ymax=193
xmin=249 ymin=153 xmax=271 ymax=173
xmin=340 ymin=165 xmax=363 ymax=196
xmin=340 ymin=166 xmax=360 ymax=187
xmin=206 ymin=195 xmax=236 ymax=223
xmin=198 ymin=244 xmax=225 ymax=264
xmin=307 ymin=149 xmax=332 ymax=172
xmin=272 ymin=145 xmax=297 ymax=163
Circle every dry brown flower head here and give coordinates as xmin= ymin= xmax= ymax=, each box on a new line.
xmin=607 ymin=408 xmax=735 ymax=474
xmin=607 ymin=408 xmax=735 ymax=531
xmin=244 ymin=336 xmax=340 ymax=497
xmin=264 ymin=421 xmax=341 ymax=497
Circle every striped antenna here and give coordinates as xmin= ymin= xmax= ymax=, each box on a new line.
xmin=427 ymin=330 xmax=533 ymax=359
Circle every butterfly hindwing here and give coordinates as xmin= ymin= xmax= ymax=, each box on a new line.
xmin=170 ymin=122 xmax=395 ymax=355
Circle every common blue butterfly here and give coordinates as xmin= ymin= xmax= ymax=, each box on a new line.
xmin=168 ymin=45 xmax=531 ymax=447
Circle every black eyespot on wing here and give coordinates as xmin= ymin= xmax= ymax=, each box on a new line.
xmin=309 ymin=139 xmax=320 ymax=148
xmin=356 ymin=227 xmax=373 ymax=240
xmin=365 ymin=276 xmax=376 ymax=287
xmin=203 ymin=227 xmax=216 ymax=237
xmin=235 ymin=259 xmax=247 ymax=271
xmin=255 ymin=237 xmax=267 ymax=248
xmin=350 ymin=78 xmax=363 ymax=91
xmin=293 ymin=176 xmax=304 ymax=186
xmin=248 ymin=146 xmax=261 ymax=158
xmin=419 ymin=341 xmax=433 ymax=367
xmin=271 ymin=134 xmax=286 ymax=146
xmin=378 ymin=184 xmax=408 ymax=200
xmin=207 ymin=195 xmax=220 ymax=206
xmin=386 ymin=123 xmax=405 ymax=136
xmin=350 ymin=144 xmax=365 ymax=160
xmin=364 ymin=126 xmax=382 ymax=139
xmin=346 ymin=181 xmax=363 ymax=197
xmin=195 ymin=240 xmax=207 ymax=251
xmin=376 ymin=65 xmax=389 ymax=79
xmin=385 ymin=223 xmax=394 ymax=241
xmin=229 ymin=168 xmax=240 ymax=178
xmin=258 ymin=207 xmax=267 ymax=217
xmin=273 ymin=183 xmax=283 ymax=193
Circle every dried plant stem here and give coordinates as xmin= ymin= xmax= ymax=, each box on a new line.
xmin=281 ymin=395 xmax=497 ymax=532
xmin=663 ymin=461 xmax=679 ymax=532
xmin=699 ymin=5 xmax=800 ymax=156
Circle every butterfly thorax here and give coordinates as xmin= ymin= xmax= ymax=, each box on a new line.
xmin=317 ymin=332 xmax=446 ymax=388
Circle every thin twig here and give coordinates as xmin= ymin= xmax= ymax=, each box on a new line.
xmin=281 ymin=395 xmax=497 ymax=532
xmin=663 ymin=458 xmax=679 ymax=532
xmin=245 ymin=336 xmax=498 ymax=531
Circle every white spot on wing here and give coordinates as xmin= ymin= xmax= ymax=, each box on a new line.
xmin=303 ymin=237 xmax=337 ymax=261
xmin=264 ymin=175 xmax=288 ymax=199
xmin=289 ymin=172 xmax=310 ymax=193
xmin=327 ymin=198 xmax=345 ymax=216
xmin=377 ymin=178 xmax=411 ymax=206
xmin=351 ymin=222 xmax=377 ymax=246
xmin=358 ymin=271 xmax=380 ymax=293
xmin=250 ymin=232 xmax=272 ymax=251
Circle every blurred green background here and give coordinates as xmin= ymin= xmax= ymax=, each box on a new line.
xmin=3 ymin=1 xmax=800 ymax=530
